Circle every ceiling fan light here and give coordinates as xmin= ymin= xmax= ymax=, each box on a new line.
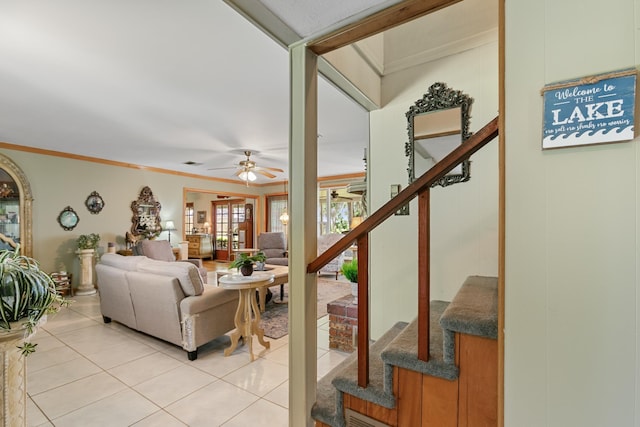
xmin=239 ymin=170 xmax=257 ymax=182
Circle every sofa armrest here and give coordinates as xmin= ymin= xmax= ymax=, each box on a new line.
xmin=179 ymin=259 xmax=203 ymax=268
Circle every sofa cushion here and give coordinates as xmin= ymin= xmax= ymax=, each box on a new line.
xmin=100 ymin=253 xmax=148 ymax=271
xmin=137 ymin=259 xmax=205 ymax=296
xmin=137 ymin=240 xmax=176 ymax=262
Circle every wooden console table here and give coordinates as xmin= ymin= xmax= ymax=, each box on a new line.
xmin=219 ymin=272 xmax=274 ymax=361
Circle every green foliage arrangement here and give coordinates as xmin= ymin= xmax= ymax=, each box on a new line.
xmin=0 ymin=246 xmax=68 ymax=355
xmin=77 ymin=233 xmax=100 ymax=250
xmin=341 ymin=258 xmax=358 ymax=283
xmin=229 ymin=252 xmax=265 ymax=269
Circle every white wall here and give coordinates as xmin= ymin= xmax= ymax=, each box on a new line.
xmin=368 ymin=41 xmax=499 ymax=338
xmin=505 ymin=0 xmax=638 ymax=425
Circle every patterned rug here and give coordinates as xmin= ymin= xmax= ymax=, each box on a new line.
xmin=259 ymin=276 xmax=352 ymax=339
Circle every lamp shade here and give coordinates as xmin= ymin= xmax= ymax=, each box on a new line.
xmin=165 ymin=220 xmax=176 ymax=231
xmin=350 ymin=216 xmax=363 ymax=229
xmin=279 ymin=211 xmax=289 ymax=226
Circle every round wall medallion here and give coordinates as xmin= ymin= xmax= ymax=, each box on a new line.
xmin=58 ymin=206 xmax=79 ymax=231
xmin=85 ymin=191 xmax=105 ymax=214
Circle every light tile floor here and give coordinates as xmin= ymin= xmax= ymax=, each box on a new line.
xmin=27 ymin=289 xmax=348 ymax=426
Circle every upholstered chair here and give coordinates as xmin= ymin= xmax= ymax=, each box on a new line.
xmin=257 ymin=232 xmax=288 ymax=300
xmin=317 ymin=233 xmax=346 ymax=279
xmin=133 ymin=240 xmax=208 ymax=283
xmin=257 ymin=232 xmax=288 ymax=266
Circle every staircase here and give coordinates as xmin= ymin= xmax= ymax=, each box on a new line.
xmin=312 ymin=275 xmax=498 ymax=427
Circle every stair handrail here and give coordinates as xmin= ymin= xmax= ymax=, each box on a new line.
xmin=307 ymin=116 xmax=499 ymax=388
xmin=308 ymin=116 xmax=499 ymax=274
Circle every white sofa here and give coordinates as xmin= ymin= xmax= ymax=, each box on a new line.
xmin=95 ymin=253 xmax=238 ymax=360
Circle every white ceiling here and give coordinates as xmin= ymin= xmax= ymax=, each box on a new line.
xmin=0 ymin=0 xmax=496 ymax=185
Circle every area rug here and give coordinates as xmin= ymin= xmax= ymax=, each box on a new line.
xmin=259 ymin=276 xmax=352 ymax=339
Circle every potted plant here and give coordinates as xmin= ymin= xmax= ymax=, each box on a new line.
xmin=230 ymin=252 xmax=265 ymax=276
xmin=0 ymin=244 xmax=68 ymax=425
xmin=253 ymin=251 xmax=267 ymax=271
xmin=76 ymin=233 xmax=100 ymax=251
xmin=341 ymin=259 xmax=358 ymax=301
xmin=76 ymin=233 xmax=100 ymax=296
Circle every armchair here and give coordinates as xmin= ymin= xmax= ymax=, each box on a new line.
xmin=133 ymin=240 xmax=208 ymax=283
xmin=257 ymin=232 xmax=288 ymax=266
xmin=257 ymin=231 xmax=288 ymax=300
xmin=317 ymin=233 xmax=346 ymax=279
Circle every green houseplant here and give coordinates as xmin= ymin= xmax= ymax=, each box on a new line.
xmin=0 ymin=243 xmax=68 ymax=425
xmin=0 ymin=246 xmax=67 ymax=355
xmin=341 ymin=259 xmax=358 ymax=301
xmin=230 ymin=252 xmax=266 ymax=276
xmin=340 ymin=258 xmax=358 ymax=283
xmin=76 ymin=233 xmax=100 ymax=250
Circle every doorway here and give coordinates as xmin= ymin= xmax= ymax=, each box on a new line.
xmin=212 ymin=199 xmax=254 ymax=261
xmin=183 ymin=188 xmax=259 ymax=262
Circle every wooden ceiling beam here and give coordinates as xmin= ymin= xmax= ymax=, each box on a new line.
xmin=308 ymin=0 xmax=463 ymax=55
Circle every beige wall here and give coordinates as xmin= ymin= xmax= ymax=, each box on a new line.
xmin=368 ymin=41 xmax=499 ymax=338
xmin=505 ymin=0 xmax=638 ymax=425
xmin=0 ymin=148 xmax=263 ymax=281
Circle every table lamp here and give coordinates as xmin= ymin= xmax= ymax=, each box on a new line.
xmin=165 ymin=220 xmax=176 ymax=243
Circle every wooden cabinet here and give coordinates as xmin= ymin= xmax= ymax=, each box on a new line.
xmin=186 ymin=234 xmax=213 ymax=259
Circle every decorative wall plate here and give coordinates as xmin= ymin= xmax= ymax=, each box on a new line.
xmin=85 ymin=191 xmax=104 ymax=214
xmin=58 ymin=206 xmax=79 ymax=231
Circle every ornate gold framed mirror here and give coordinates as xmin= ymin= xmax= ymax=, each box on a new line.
xmin=0 ymin=154 xmax=33 ymax=256
xmin=130 ymin=186 xmax=162 ymax=239
xmin=405 ymin=82 xmax=473 ymax=187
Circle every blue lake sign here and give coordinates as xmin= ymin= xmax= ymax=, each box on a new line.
xmin=542 ymin=69 xmax=637 ymax=149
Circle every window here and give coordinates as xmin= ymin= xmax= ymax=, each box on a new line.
xmin=184 ymin=203 xmax=194 ymax=234
xmin=318 ymin=188 xmax=363 ymax=235
xmin=267 ymin=195 xmax=287 ymax=233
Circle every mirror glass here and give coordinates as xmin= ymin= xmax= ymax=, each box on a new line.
xmin=406 ymin=82 xmax=473 ymax=187
xmin=130 ymin=186 xmax=162 ymax=239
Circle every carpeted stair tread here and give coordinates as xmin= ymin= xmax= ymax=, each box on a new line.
xmin=312 ymin=355 xmax=350 ymax=427
xmin=331 ymin=321 xmax=408 ymax=408
xmin=380 ymin=300 xmax=459 ymax=380
xmin=440 ymin=275 xmax=498 ymax=339
xmin=312 ymin=321 xmax=408 ymax=427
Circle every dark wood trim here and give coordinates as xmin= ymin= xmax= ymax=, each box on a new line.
xmin=309 ymin=0 xmax=463 ymax=55
xmin=357 ymin=233 xmax=370 ymax=388
xmin=417 ymin=189 xmax=430 ymax=361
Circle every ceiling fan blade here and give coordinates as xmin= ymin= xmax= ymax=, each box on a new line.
xmin=254 ymin=169 xmax=276 ymax=179
xmin=256 ymin=166 xmax=284 ymax=173
xmin=234 ymin=169 xmax=243 ymax=177
xmin=208 ymin=166 xmax=237 ymax=171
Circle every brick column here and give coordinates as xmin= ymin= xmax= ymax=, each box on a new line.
xmin=327 ymin=295 xmax=358 ymax=352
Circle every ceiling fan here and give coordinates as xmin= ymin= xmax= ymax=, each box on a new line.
xmin=209 ymin=150 xmax=283 ymax=184
xmin=330 ymin=189 xmax=355 ymax=202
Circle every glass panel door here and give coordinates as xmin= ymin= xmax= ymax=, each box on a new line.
xmin=213 ymin=200 xmax=246 ymax=260
xmin=214 ymin=202 xmax=230 ymax=261
xmin=231 ymin=202 xmax=246 ymax=254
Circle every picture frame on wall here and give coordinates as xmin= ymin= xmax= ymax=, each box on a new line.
xmin=197 ymin=210 xmax=206 ymax=223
